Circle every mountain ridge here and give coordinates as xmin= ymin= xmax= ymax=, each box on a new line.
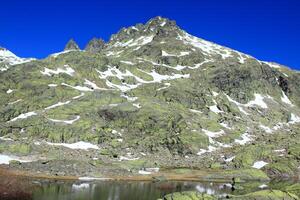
xmin=1 ymin=16 xmax=297 ymax=71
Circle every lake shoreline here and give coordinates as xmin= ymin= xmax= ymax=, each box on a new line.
xmin=1 ymin=166 xmax=300 ymax=200
xmin=0 ymin=165 xmax=286 ymax=183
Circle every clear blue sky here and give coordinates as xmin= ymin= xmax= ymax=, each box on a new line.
xmin=0 ymin=0 xmax=299 ymax=69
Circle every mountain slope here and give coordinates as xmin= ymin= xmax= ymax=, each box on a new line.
xmin=0 ymin=17 xmax=299 ymax=179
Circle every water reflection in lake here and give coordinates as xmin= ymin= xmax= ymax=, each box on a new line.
xmin=1 ymin=175 xmax=295 ymax=200
xmin=32 ymin=180 xmax=231 ymax=200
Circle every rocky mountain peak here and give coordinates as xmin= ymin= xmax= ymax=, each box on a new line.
xmin=64 ymin=39 xmax=80 ymax=51
xmin=146 ymin=16 xmax=176 ymax=28
xmin=109 ymin=16 xmax=180 ymax=44
xmin=85 ymin=38 xmax=105 ymax=53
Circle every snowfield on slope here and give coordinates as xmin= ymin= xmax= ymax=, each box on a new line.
xmin=46 ymin=141 xmax=99 ymax=150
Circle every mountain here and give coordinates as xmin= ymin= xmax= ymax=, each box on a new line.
xmin=0 ymin=47 xmax=35 ymax=71
xmin=0 ymin=16 xmax=299 ymax=181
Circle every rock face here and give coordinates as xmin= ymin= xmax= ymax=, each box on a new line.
xmin=64 ymin=39 xmax=80 ymax=51
xmin=0 ymin=16 xmax=300 ymax=179
xmin=85 ymin=38 xmax=105 ymax=53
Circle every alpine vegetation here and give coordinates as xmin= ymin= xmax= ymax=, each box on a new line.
xmin=0 ymin=17 xmax=300 ymax=186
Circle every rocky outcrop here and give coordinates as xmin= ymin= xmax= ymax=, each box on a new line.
xmin=85 ymin=38 xmax=105 ymax=53
xmin=64 ymin=39 xmax=80 ymax=51
xmin=161 ymin=190 xmax=299 ymax=200
xmin=161 ymin=191 xmax=216 ymax=200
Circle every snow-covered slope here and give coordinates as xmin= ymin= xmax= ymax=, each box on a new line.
xmin=0 ymin=47 xmax=35 ymax=71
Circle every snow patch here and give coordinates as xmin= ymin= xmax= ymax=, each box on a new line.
xmin=245 ymin=94 xmax=268 ymax=109
xmin=220 ymin=122 xmax=231 ymax=129
xmin=274 ymin=149 xmax=285 ymax=153
xmin=252 ymin=161 xmax=268 ymax=169
xmin=50 ymin=50 xmax=77 ymax=58
xmin=197 ymin=146 xmax=217 ymax=156
xmin=41 ymin=66 xmax=75 ymax=76
xmin=106 ymin=50 xmax=124 ymax=57
xmin=259 ymin=124 xmax=273 ymax=133
xmin=48 ymin=116 xmax=80 ymax=124
xmin=161 ymin=50 xmax=190 ymax=57
xmin=212 ymin=91 xmax=219 ymax=97
xmin=139 ymin=69 xmax=190 ymax=83
xmin=266 ymin=62 xmax=281 ymax=69
xmin=8 ymin=112 xmax=37 ymax=122
xmin=259 ymin=184 xmax=268 ymax=189
xmin=289 ymin=113 xmax=300 ymax=124
xmin=178 ymin=31 xmax=234 ymax=59
xmin=45 ymin=101 xmax=70 ymax=110
xmin=8 ymin=99 xmax=22 ymax=105
xmin=113 ymin=35 xmax=154 ymax=48
xmin=138 ymin=170 xmax=152 ymax=175
xmin=72 ymin=93 xmax=85 ymax=100
xmin=62 ymin=83 xmax=93 ymax=92
xmin=162 ymin=50 xmax=176 ymax=57
xmin=235 ymin=132 xmax=252 ymax=145
xmin=119 ymin=156 xmax=139 ymax=161
xmin=189 ymin=59 xmax=213 ymax=69
xmin=0 ymin=48 xmax=35 ymax=65
xmin=281 ymin=91 xmax=293 ymax=106
xmin=202 ymin=129 xmax=225 ymax=138
xmin=120 ymin=60 xmax=135 ymax=65
xmin=46 ymin=141 xmax=99 ymax=150
xmin=0 ymin=137 xmax=13 ymax=141
xmin=237 ymin=52 xmax=248 ymax=64
xmin=209 ymin=105 xmax=223 ymax=114
xmin=190 ymin=109 xmax=202 ymax=114
xmin=0 ymin=154 xmax=33 ymax=165
xmin=6 ymin=89 xmax=13 ymax=94
xmin=84 ymin=79 xmax=107 ymax=90
xmin=226 ymin=95 xmax=249 ymax=115
xmin=224 ymin=156 xmax=235 ymax=162
xmin=133 ymin=103 xmax=141 ymax=108
xmin=121 ymin=94 xmax=138 ymax=102
xmin=97 ymin=65 xmax=189 ymax=92
xmin=145 ymin=168 xmax=159 ymax=173
xmin=157 ymin=83 xmax=171 ymax=91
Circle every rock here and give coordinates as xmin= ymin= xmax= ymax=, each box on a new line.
xmin=85 ymin=38 xmax=105 ymax=53
xmin=230 ymin=190 xmax=299 ymax=200
xmin=162 ymin=190 xmax=299 ymax=200
xmin=162 ymin=191 xmax=217 ymax=200
xmin=64 ymin=39 xmax=80 ymax=51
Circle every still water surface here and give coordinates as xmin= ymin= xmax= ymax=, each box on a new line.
xmin=32 ymin=180 xmax=231 ymax=200
xmin=1 ymin=176 xmax=293 ymax=200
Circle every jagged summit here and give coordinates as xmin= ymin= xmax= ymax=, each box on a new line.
xmin=109 ymin=16 xmax=180 ymax=43
xmin=85 ymin=38 xmax=105 ymax=53
xmin=64 ymin=39 xmax=80 ymax=51
xmin=145 ymin=16 xmax=177 ymax=28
